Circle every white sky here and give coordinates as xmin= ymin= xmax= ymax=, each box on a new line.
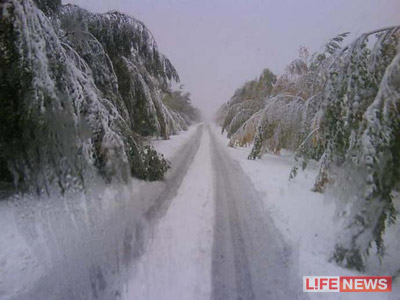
xmin=63 ymin=0 xmax=400 ymax=118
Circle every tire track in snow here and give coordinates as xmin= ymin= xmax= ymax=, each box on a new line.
xmin=209 ymin=125 xmax=307 ymax=300
xmin=144 ymin=124 xmax=203 ymax=222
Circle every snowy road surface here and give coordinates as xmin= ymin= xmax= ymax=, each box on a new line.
xmin=125 ymin=125 xmax=305 ymax=300
xmin=209 ymin=127 xmax=305 ymax=300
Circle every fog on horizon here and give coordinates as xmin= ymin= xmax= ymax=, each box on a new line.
xmin=63 ymin=0 xmax=400 ymax=118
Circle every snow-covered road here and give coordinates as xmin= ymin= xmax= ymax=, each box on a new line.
xmin=209 ymin=127 xmax=305 ymax=300
xmin=124 ymin=125 xmax=305 ymax=300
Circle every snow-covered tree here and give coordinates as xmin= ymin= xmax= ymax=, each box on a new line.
xmin=162 ymin=87 xmax=201 ymax=128
xmin=330 ymin=29 xmax=400 ymax=270
xmin=248 ymin=95 xmax=305 ymax=158
xmin=0 ymin=0 xmax=191 ymax=193
xmin=220 ymin=68 xmax=276 ymax=138
xmin=228 ymin=111 xmax=262 ymax=148
xmin=313 ymin=27 xmax=399 ymax=192
xmin=217 ymin=27 xmax=400 ymax=269
xmin=247 ymin=46 xmax=330 ymax=160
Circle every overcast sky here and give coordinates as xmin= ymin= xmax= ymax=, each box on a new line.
xmin=63 ymin=0 xmax=399 ymax=118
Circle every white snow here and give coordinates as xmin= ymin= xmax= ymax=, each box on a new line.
xmin=211 ymin=124 xmax=399 ymax=299
xmin=125 ymin=128 xmax=214 ymax=300
xmin=1 ymin=123 xmax=398 ymax=299
xmin=0 ymin=125 xmax=201 ymax=300
xmin=0 ymin=202 xmax=44 ymax=298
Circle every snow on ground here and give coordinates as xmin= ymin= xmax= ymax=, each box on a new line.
xmin=152 ymin=124 xmax=202 ymax=160
xmin=211 ymin=124 xmax=398 ymax=300
xmin=124 ymin=129 xmax=214 ymax=300
xmin=0 ymin=125 xmax=202 ymax=300
xmin=0 ymin=202 xmax=44 ymax=298
xmin=2 ymin=123 xmax=398 ymax=299
xmin=0 ymin=178 xmax=146 ymax=300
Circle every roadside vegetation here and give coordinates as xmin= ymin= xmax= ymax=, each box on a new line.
xmin=217 ymin=27 xmax=400 ymax=271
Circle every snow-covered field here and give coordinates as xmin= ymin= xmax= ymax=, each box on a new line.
xmin=211 ymin=124 xmax=400 ymax=299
